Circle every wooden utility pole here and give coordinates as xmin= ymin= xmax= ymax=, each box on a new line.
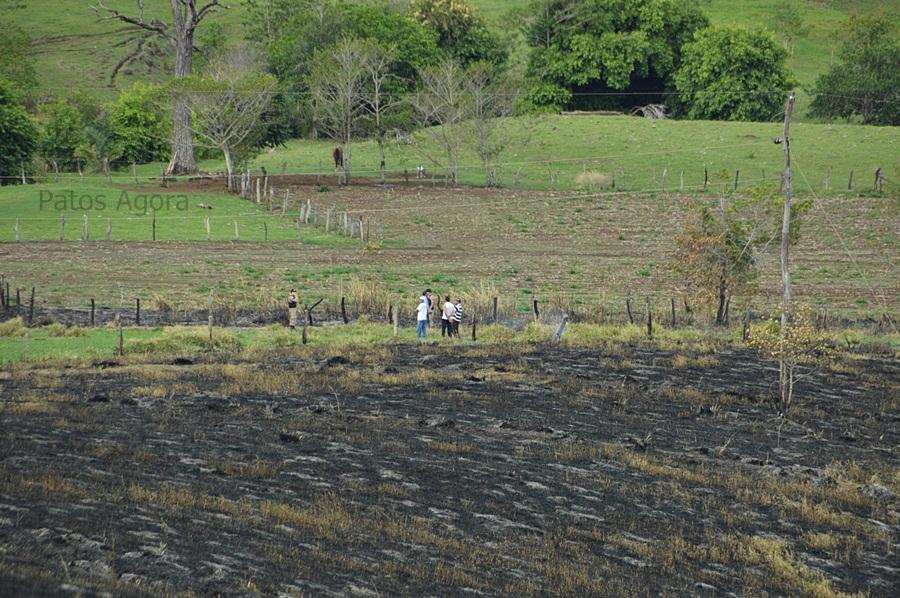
xmin=779 ymin=92 xmax=795 ymax=413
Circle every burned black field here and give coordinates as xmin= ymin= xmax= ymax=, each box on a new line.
xmin=1 ymin=342 xmax=898 ymax=597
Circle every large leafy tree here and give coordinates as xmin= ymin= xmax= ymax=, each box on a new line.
xmin=409 ymin=0 xmax=507 ymax=67
xmin=107 ymin=83 xmax=171 ymax=164
xmin=39 ymin=100 xmax=88 ymax=171
xmin=0 ymin=78 xmax=38 ymax=185
xmin=673 ymin=26 xmax=796 ymax=121
xmin=94 ymin=0 xmax=228 ymax=175
xmin=809 ymin=16 xmax=900 ymax=126
xmin=245 ymin=0 xmax=440 ymax=137
xmin=523 ymin=0 xmax=708 ymax=111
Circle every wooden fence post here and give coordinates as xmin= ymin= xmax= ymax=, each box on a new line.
xmin=532 ymin=298 xmax=540 ymax=322
xmin=208 ymin=314 xmax=214 ymax=349
xmin=646 ymin=298 xmax=652 ymax=339
xmin=14 ymin=218 xmax=19 ymax=242
xmin=152 ymin=211 xmax=157 ymax=241
xmin=60 ymin=214 xmax=64 ymax=241
xmin=263 ymin=221 xmax=268 ymax=241
xmin=874 ymin=168 xmax=882 ymax=192
xmin=106 ymin=218 xmax=112 ymax=241
xmin=234 ymin=221 xmax=239 ymax=240
xmin=734 ymin=170 xmax=740 ymax=191
xmin=848 ymin=170 xmax=853 ymax=190
xmin=670 ymin=297 xmax=676 ymax=328
xmin=132 ymin=160 xmax=138 ymax=184
xmin=471 ymin=314 xmax=477 ymax=342
xmin=16 ymin=288 xmax=21 ymax=308
xmin=393 ymin=303 xmax=399 ymax=336
xmin=206 ymin=217 xmax=211 ymax=241
xmin=626 ymin=293 xmax=634 ymax=325
xmin=492 ymin=297 xmax=498 ymax=322
xmin=117 ymin=315 xmax=124 ymax=356
xmin=282 ymin=189 xmax=289 ymax=215
xmin=679 ymin=170 xmax=684 ymax=191
xmin=82 ymin=214 xmax=89 ymax=241
xmin=91 ymin=299 xmax=95 ymax=327
xmin=703 ymin=168 xmax=708 ymax=190
xmin=341 ymin=296 xmax=348 ymax=324
xmin=742 ymin=307 xmax=751 ymax=341
xmin=135 ymin=298 xmax=141 ymax=326
xmin=28 ymin=287 xmax=35 ymax=327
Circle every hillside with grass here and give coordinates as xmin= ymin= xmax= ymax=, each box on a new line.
xmin=12 ymin=0 xmax=899 ymax=120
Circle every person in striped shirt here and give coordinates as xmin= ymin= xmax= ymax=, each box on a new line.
xmin=451 ymin=297 xmax=463 ymax=338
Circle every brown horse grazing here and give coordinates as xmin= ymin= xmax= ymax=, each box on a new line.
xmin=332 ymin=147 xmax=343 ymax=170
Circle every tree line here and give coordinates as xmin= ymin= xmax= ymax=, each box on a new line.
xmin=0 ymin=0 xmax=897 ymax=187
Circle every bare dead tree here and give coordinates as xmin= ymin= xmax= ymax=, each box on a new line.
xmin=93 ymin=0 xmax=228 ymax=175
xmin=307 ymin=37 xmax=372 ymax=186
xmin=361 ymin=43 xmax=401 ymax=184
xmin=466 ymin=63 xmax=516 ymax=187
xmin=411 ymin=58 xmax=469 ymax=185
xmin=182 ymin=51 xmax=275 ymax=192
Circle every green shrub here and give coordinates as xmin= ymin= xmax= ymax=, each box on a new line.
xmin=126 ymin=326 xmax=243 ymax=354
xmin=0 ymin=316 xmax=25 ymax=337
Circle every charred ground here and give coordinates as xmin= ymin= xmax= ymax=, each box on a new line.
xmin=0 ymin=340 xmax=897 ymax=596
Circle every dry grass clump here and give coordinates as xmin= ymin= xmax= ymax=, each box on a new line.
xmin=0 ymin=316 xmax=25 ymax=337
xmin=713 ymin=534 xmax=863 ymax=598
xmin=671 ymin=353 xmax=719 ymax=368
xmin=209 ymin=459 xmax=281 ymax=480
xmin=428 ymin=440 xmax=474 ymax=453
xmin=459 ymin=280 xmax=501 ymax=320
xmin=46 ymin=322 xmax=87 ymax=337
xmin=802 ymin=532 xmax=862 ymax=562
xmin=576 ymin=170 xmax=611 ymax=190
xmin=347 ymin=276 xmax=391 ymax=316
xmin=261 ymin=493 xmax=353 ymax=540
xmin=126 ymin=326 xmax=242 ymax=354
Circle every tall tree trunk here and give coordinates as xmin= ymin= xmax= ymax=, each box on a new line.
xmin=167 ymin=4 xmax=197 ymax=175
xmin=223 ymin=146 xmax=235 ymax=192
xmin=715 ymin=273 xmax=727 ymax=325
xmin=378 ymin=138 xmax=386 ymax=184
xmin=343 ymin=141 xmax=351 ymax=186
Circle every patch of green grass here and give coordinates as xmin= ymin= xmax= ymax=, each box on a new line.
xmin=0 ymin=182 xmax=304 ymax=242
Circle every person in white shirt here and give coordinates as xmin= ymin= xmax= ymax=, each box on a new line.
xmin=441 ymin=295 xmax=455 ymax=337
xmin=416 ymin=296 xmax=429 ymax=340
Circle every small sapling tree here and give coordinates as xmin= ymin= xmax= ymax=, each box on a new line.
xmin=179 ymin=53 xmax=275 ymax=192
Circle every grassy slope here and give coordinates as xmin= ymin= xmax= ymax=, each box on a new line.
xmin=14 ymin=0 xmax=900 ymax=112
xmin=235 ymin=114 xmax=899 ymax=193
xmin=0 ymin=181 xmax=356 ymax=243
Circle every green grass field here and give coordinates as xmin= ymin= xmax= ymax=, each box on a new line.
xmin=11 ymin=0 xmax=899 ymax=121
xmin=240 ymin=114 xmax=900 ymax=194
xmin=1 ymin=113 xmax=895 ymax=244
xmin=1 ymin=319 xmax=895 ymax=363
xmin=0 ymin=181 xmax=358 ymax=243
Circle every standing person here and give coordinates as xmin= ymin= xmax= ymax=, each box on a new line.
xmin=451 ymin=297 xmax=464 ymax=338
xmin=441 ymin=295 xmax=454 ymax=337
xmin=416 ymin=295 xmax=429 ymax=341
xmin=288 ymin=288 xmax=299 ymax=329
xmin=420 ymin=288 xmax=434 ymax=326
